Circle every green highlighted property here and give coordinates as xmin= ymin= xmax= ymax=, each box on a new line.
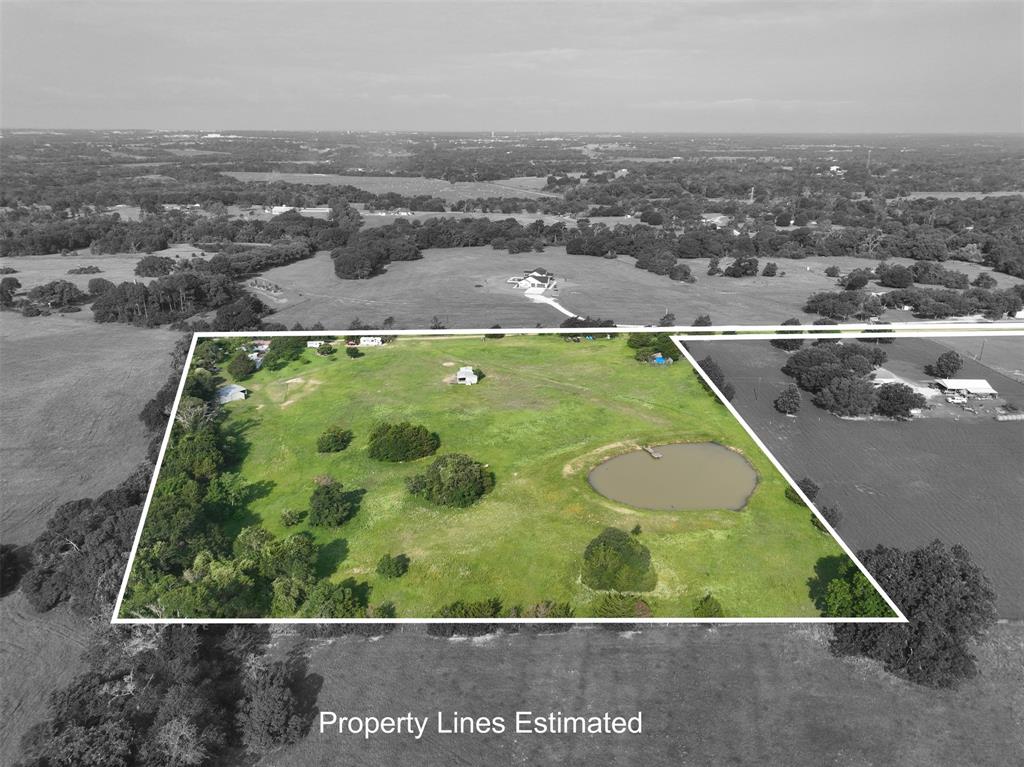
xmin=117 ymin=332 xmax=895 ymax=620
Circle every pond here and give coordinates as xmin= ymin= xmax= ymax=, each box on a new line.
xmin=588 ymin=443 xmax=757 ymax=511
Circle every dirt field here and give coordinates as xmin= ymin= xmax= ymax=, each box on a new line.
xmin=269 ymin=623 xmax=1024 ymax=766
xmin=247 ymin=246 xmax=1024 ymax=329
xmin=0 ymin=313 xmax=179 ymax=544
xmin=697 ymin=337 xmax=1024 ymax=618
xmin=223 ymin=172 xmax=556 ymax=201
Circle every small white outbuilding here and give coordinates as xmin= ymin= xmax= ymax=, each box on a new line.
xmin=456 ymin=366 xmax=478 ymax=385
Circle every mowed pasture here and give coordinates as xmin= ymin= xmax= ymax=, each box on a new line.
xmin=0 ymin=314 xmax=177 ymax=765
xmin=247 ymin=245 xmax=1023 ymax=329
xmin=222 ymin=172 xmax=556 ymax=201
xmin=698 ymin=337 xmax=1024 ymax=618
xmin=0 ymin=244 xmax=200 ymax=293
xmin=272 ymin=623 xmax=1024 ymax=766
xmin=153 ymin=335 xmax=858 ymax=618
xmin=0 ymin=313 xmax=180 ymax=544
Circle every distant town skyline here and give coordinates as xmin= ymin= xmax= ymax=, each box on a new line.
xmin=2 ymin=1 xmax=1021 ymax=133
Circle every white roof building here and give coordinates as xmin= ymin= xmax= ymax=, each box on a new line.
xmin=216 ymin=384 xmax=248 ymax=404
xmin=359 ymin=336 xmax=383 ymax=346
xmin=934 ymin=379 xmax=997 ymax=396
xmin=456 ymin=366 xmax=478 ymax=385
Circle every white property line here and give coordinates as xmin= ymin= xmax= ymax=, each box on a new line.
xmin=111 ymin=324 xmax=1022 ymax=625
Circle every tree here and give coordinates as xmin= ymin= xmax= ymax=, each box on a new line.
xmin=769 ymin=317 xmax=804 ymax=351
xmin=27 ymin=279 xmax=85 ymax=308
xmin=406 ymin=453 xmax=494 ymax=507
xmin=831 ymin=541 xmax=997 ymax=688
xmin=761 ymin=261 xmax=779 ymax=277
xmin=239 ymin=662 xmax=305 ymax=754
xmin=843 ymin=271 xmax=870 ymax=290
xmin=812 ymin=375 xmax=877 ymax=416
xmin=823 ymin=559 xmax=891 ymax=617
xmin=930 ymin=350 xmax=963 ymax=378
xmin=695 ymin=355 xmax=735 ymax=401
xmin=693 ymin=313 xmax=712 ymax=326
xmin=300 ymin=580 xmax=366 ymax=618
xmin=227 ymin=352 xmax=256 ymax=380
xmin=135 ymin=254 xmax=175 ymax=277
xmin=971 ymin=272 xmax=998 ymax=290
xmin=368 ymin=421 xmax=439 ymax=462
xmin=723 ymin=254 xmax=759 ymax=277
xmin=316 ymin=425 xmax=353 ymax=453
xmin=874 ymin=382 xmax=926 ymax=420
xmin=773 ymin=384 xmax=802 ymax=415
xmin=582 ymin=527 xmax=657 ymax=592
xmin=308 ymin=479 xmax=358 ymax=526
xmin=345 ymin=346 xmax=361 ymax=359
xmin=0 ymin=276 xmax=20 ymax=306
xmin=375 ymin=553 xmax=410 ymax=578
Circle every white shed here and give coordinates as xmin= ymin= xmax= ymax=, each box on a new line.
xmin=456 ymin=366 xmax=479 ymax=385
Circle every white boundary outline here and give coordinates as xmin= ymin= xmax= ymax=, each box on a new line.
xmin=112 ymin=323 xmax=1023 ymax=625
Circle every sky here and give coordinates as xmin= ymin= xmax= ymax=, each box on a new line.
xmin=2 ymin=0 xmax=1022 ymax=133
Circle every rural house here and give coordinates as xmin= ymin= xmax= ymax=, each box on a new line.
xmin=456 ymin=366 xmax=479 ymax=385
xmin=306 ymin=340 xmax=325 ymax=349
xmin=216 ymin=384 xmax=248 ymax=404
xmin=251 ymin=339 xmax=271 ymax=352
xmin=507 ymin=268 xmax=556 ymax=290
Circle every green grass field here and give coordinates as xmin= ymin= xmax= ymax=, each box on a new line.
xmin=154 ymin=335 xmax=876 ymax=618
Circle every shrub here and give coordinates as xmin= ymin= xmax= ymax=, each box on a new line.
xmin=774 ymin=384 xmax=801 ymax=414
xmin=316 ymin=343 xmax=336 ymax=356
xmin=814 ymin=504 xmax=843 ymax=532
xmin=692 ymin=592 xmax=724 ymax=617
xmin=345 ymin=346 xmax=362 ymax=358
xmin=407 ymin=453 xmax=494 ymax=507
xmin=785 ymin=477 xmax=820 ymax=505
xmin=308 ymin=479 xmax=359 ymax=526
xmin=375 ymin=553 xmax=410 ymax=579
xmin=592 ymin=592 xmax=650 ymax=617
xmin=280 ymin=508 xmax=304 ymax=527
xmin=437 ymin=598 xmax=503 ymax=618
xmin=761 ymin=261 xmax=779 ymax=277
xmin=368 ymin=421 xmax=440 ymax=462
xmin=524 ymin=601 xmax=575 ymax=618
xmin=316 ymin=426 xmax=353 ymax=453
xmin=582 ymin=527 xmax=657 ymax=592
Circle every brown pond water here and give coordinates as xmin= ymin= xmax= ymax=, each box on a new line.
xmin=587 ymin=443 xmax=757 ymax=511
